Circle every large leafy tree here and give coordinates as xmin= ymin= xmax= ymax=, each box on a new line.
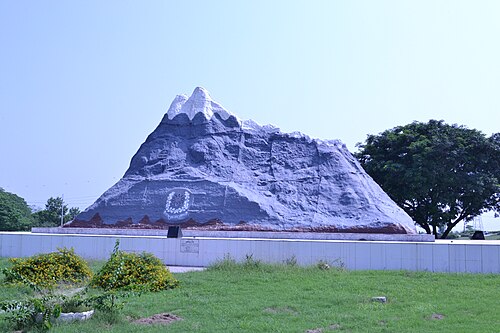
xmin=32 ymin=197 xmax=81 ymax=227
xmin=356 ymin=120 xmax=500 ymax=238
xmin=0 ymin=188 xmax=33 ymax=231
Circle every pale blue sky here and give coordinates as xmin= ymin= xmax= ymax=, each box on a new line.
xmin=1 ymin=1 xmax=499 ymax=229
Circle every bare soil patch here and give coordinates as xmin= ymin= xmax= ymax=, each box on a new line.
xmin=133 ymin=313 xmax=182 ymax=325
xmin=430 ymin=313 xmax=445 ymax=320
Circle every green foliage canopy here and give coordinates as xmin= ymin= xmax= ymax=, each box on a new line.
xmin=356 ymin=120 xmax=500 ymax=238
xmin=32 ymin=197 xmax=81 ymax=227
xmin=0 ymin=188 xmax=33 ymax=231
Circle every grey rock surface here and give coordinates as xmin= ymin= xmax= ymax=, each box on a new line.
xmin=72 ymin=87 xmax=416 ymax=234
xmin=371 ymin=296 xmax=387 ymax=303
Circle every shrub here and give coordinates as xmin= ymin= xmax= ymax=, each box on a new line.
xmin=91 ymin=240 xmax=179 ymax=292
xmin=61 ymin=289 xmax=129 ymax=324
xmin=2 ymin=248 xmax=93 ymax=289
xmin=243 ymin=254 xmax=262 ymax=268
xmin=317 ymin=260 xmax=331 ymax=270
xmin=208 ymin=254 xmax=239 ymax=271
xmin=316 ymin=259 xmax=346 ymax=271
xmin=0 ymin=294 xmax=62 ymax=331
xmin=284 ymin=255 xmax=297 ymax=267
xmin=0 ymin=289 xmax=129 ymax=331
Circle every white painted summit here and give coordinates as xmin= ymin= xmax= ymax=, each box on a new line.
xmin=165 ymin=87 xmax=239 ymax=122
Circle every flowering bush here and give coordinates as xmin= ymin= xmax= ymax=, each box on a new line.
xmin=2 ymin=248 xmax=92 ymax=289
xmin=91 ymin=240 xmax=179 ymax=292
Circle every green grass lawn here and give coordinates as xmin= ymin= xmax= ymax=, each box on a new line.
xmin=456 ymin=231 xmax=500 ymax=240
xmin=1 ymin=257 xmax=500 ymax=332
xmin=486 ymin=231 xmax=500 ymax=240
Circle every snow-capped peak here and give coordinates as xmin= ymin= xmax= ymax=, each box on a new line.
xmin=165 ymin=87 xmax=238 ymax=122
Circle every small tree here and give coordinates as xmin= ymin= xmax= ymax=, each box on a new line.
xmin=356 ymin=120 xmax=500 ymax=238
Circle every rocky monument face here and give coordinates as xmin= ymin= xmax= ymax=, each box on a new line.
xmin=71 ymin=87 xmax=416 ymax=234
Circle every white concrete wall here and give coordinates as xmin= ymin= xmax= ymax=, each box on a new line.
xmin=1 ymin=232 xmax=499 ymax=273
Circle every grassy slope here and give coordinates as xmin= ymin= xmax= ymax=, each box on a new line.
xmin=1 ymin=258 xmax=500 ymax=332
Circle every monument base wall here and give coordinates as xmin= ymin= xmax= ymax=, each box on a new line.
xmin=1 ymin=231 xmax=499 ymax=273
xmin=31 ymin=227 xmax=435 ymax=242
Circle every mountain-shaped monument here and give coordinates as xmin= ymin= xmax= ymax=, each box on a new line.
xmin=70 ymin=87 xmax=416 ymax=234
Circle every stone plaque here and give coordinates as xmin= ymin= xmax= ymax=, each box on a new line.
xmin=180 ymin=239 xmax=199 ymax=254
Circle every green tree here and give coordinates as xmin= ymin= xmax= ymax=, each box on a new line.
xmin=32 ymin=197 xmax=81 ymax=227
xmin=0 ymin=188 xmax=33 ymax=231
xmin=68 ymin=207 xmax=81 ymax=220
xmin=356 ymin=120 xmax=500 ymax=238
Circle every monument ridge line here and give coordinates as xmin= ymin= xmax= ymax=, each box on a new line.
xmin=70 ymin=87 xmax=416 ymax=234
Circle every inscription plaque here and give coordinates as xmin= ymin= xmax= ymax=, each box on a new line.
xmin=180 ymin=239 xmax=199 ymax=254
